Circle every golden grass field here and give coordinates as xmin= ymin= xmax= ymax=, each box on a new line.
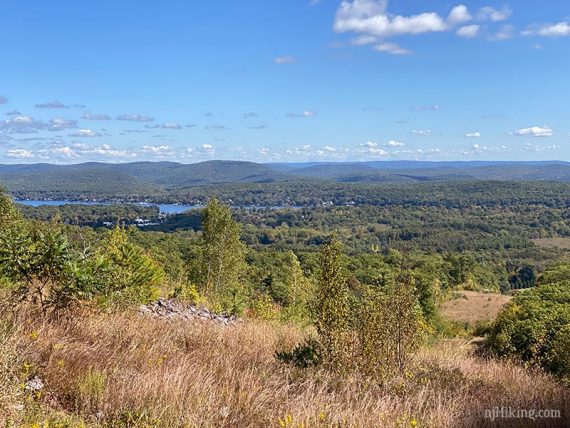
xmin=532 ymin=238 xmax=570 ymax=250
xmin=1 ymin=308 xmax=568 ymax=427
xmin=440 ymin=291 xmax=512 ymax=325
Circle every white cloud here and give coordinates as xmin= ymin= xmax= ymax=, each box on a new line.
xmin=374 ymin=42 xmax=411 ymax=55
xmin=82 ymin=112 xmax=111 ymax=120
xmin=490 ymin=25 xmax=514 ymax=41
xmin=142 ymin=145 xmax=172 ymax=154
xmin=287 ymin=110 xmax=318 ymax=118
xmin=465 ymin=131 xmax=481 ymax=138
xmin=49 ymin=117 xmax=77 ymax=130
xmin=161 ymin=122 xmax=182 ymax=129
xmin=412 ymin=130 xmax=432 ymax=136
xmin=457 ymin=24 xmax=480 ymax=38
xmin=351 ymin=35 xmax=378 ymax=45
xmin=367 ymin=147 xmax=388 ymax=156
xmin=334 ymin=2 xmax=518 ymax=53
xmin=116 ymin=113 xmax=154 ymax=122
xmin=334 ymin=1 xmax=478 ymax=54
xmin=358 ymin=140 xmax=396 ymax=155
xmin=524 ymin=143 xmax=559 ymax=152
xmin=0 ymin=115 xmax=47 ymax=133
xmin=448 ymin=5 xmax=472 ymax=26
xmin=50 ymin=146 xmax=79 ymax=158
xmin=205 ymin=124 xmax=231 ymax=130
xmin=198 ymin=144 xmax=215 ymax=155
xmin=334 ymin=1 xmax=451 ymax=38
xmin=384 ymin=140 xmax=405 ymax=147
xmin=415 ymin=104 xmax=440 ymax=111
xmin=86 ymin=144 xmax=131 ymax=158
xmin=275 ymin=56 xmax=296 ymax=64
xmin=510 ymin=126 xmax=553 ymax=138
xmin=35 ymin=101 xmax=68 ymax=109
xmin=69 ymin=128 xmax=101 ymax=137
xmin=477 ymin=7 xmax=512 ymax=22
xmin=471 ymin=143 xmax=510 ymax=154
xmin=6 ymin=149 xmax=34 ymax=158
xmin=523 ymin=22 xmax=570 ymax=37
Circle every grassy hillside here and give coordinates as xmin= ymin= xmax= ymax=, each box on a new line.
xmin=2 ymin=310 xmax=568 ymax=427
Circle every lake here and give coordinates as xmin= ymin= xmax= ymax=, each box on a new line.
xmin=17 ymin=200 xmax=200 ymax=215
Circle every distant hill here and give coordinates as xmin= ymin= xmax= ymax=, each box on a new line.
xmin=267 ymin=161 xmax=570 ymax=182
xmin=111 ymin=161 xmax=288 ymax=187
xmin=1 ymin=160 xmax=569 ymax=200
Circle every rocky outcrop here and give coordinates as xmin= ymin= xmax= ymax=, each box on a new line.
xmin=139 ymin=299 xmax=238 ymax=325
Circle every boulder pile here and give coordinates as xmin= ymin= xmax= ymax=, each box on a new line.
xmin=139 ymin=299 xmax=238 ymax=325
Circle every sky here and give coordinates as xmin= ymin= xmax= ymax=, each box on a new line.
xmin=0 ymin=0 xmax=569 ymax=164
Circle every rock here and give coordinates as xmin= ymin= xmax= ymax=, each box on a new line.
xmin=25 ymin=376 xmax=44 ymax=392
xmin=139 ymin=299 xmax=239 ymax=326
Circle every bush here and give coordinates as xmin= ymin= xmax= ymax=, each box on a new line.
xmin=488 ymin=262 xmax=570 ymax=380
xmin=276 ymin=337 xmax=322 ymax=369
xmin=357 ymin=275 xmax=425 ymax=378
xmin=0 ymin=220 xmax=75 ymax=312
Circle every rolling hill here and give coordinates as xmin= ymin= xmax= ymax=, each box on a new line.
xmin=1 ymin=160 xmax=569 ymax=200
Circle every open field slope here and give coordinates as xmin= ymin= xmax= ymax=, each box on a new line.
xmin=441 ymin=291 xmax=513 ymax=324
xmin=2 ymin=310 xmax=568 ymax=427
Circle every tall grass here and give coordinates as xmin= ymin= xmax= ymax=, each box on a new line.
xmin=2 ymin=309 xmax=568 ymax=427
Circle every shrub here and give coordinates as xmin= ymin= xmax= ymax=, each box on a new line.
xmin=276 ymin=337 xmax=322 ymax=369
xmin=357 ymin=274 xmax=425 ymax=378
xmin=488 ymin=262 xmax=570 ymax=380
xmin=90 ymin=227 xmax=164 ymax=307
xmin=247 ymin=292 xmax=278 ymax=320
xmin=0 ymin=220 xmax=75 ymax=312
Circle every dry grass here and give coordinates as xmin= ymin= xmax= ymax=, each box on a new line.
xmin=1 ymin=309 xmax=568 ymax=427
xmin=532 ymin=237 xmax=570 ymax=249
xmin=440 ymin=291 xmax=512 ymax=324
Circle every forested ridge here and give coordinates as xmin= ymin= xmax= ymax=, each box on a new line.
xmin=2 ymin=160 xmax=570 ymax=202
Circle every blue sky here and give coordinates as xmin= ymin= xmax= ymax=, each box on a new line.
xmin=0 ymin=0 xmax=568 ymax=163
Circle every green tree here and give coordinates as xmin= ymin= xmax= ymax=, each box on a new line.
xmin=94 ymin=227 xmax=164 ymax=306
xmin=281 ymin=251 xmax=312 ymax=306
xmin=314 ymin=239 xmax=350 ymax=372
xmin=489 ymin=262 xmax=570 ymax=380
xmin=0 ymin=220 xmax=73 ymax=312
xmin=358 ymin=272 xmax=424 ymax=378
xmin=199 ymin=198 xmax=246 ymax=313
xmin=0 ymin=188 xmax=20 ymax=229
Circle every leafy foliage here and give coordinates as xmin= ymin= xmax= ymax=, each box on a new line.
xmin=198 ymin=198 xmax=247 ymax=314
xmin=488 ymin=262 xmax=570 ymax=380
xmin=314 ymin=239 xmax=351 ymax=372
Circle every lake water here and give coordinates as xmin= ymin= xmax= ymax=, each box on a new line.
xmin=17 ymin=200 xmax=199 ymax=215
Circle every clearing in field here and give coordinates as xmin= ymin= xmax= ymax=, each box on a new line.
xmin=441 ymin=291 xmax=512 ymax=324
xmin=533 ymin=237 xmax=570 ymax=249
